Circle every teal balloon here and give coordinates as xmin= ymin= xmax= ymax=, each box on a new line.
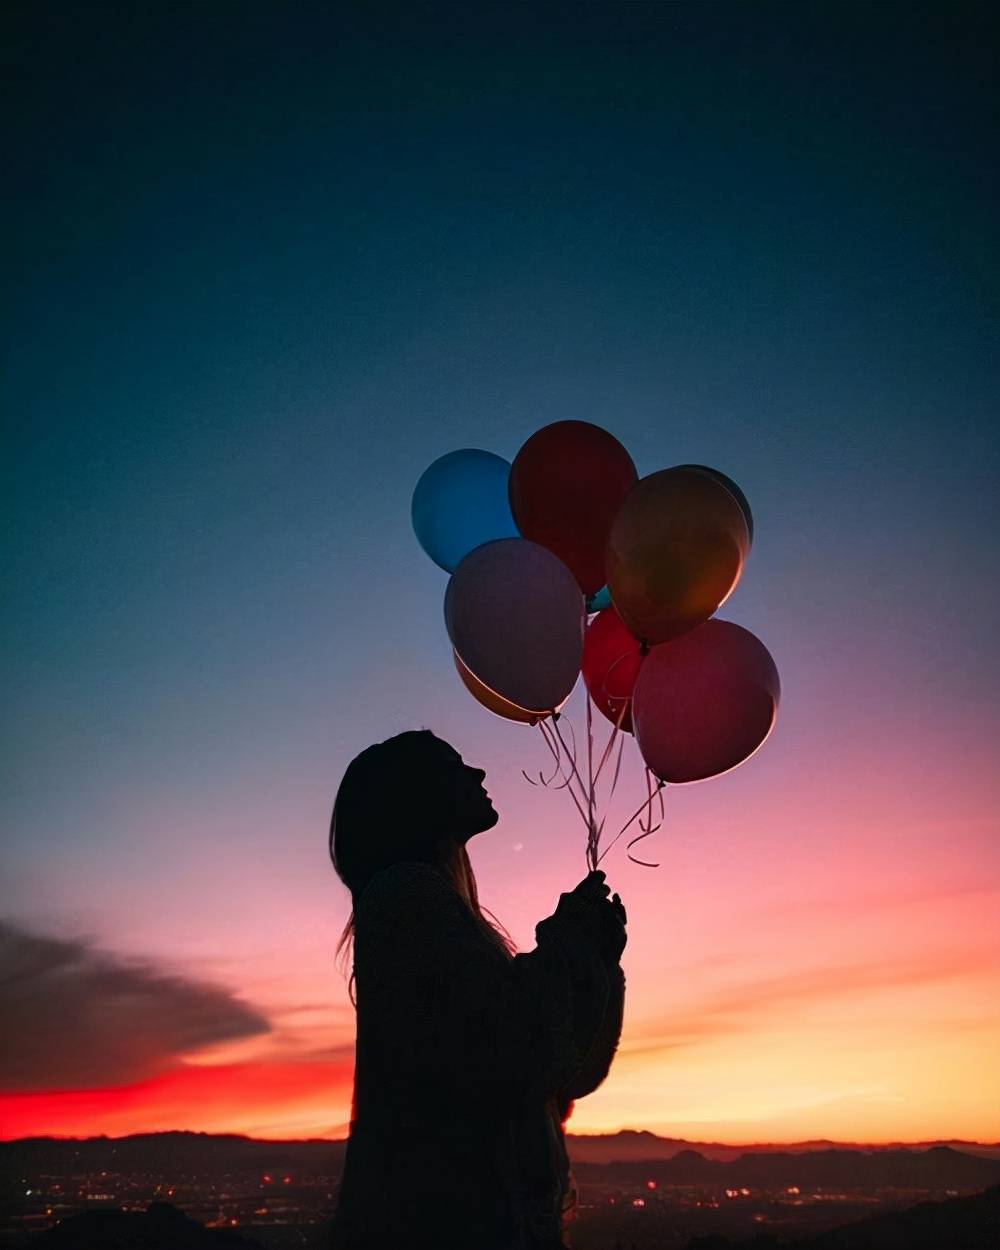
xmin=586 ymin=585 xmax=612 ymax=613
xmin=412 ymin=449 xmax=521 ymax=573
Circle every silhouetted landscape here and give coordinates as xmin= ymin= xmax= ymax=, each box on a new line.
xmin=3 ymin=1132 xmax=999 ymax=1248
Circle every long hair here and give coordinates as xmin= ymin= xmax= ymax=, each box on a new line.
xmin=330 ymin=729 xmax=517 ymax=1007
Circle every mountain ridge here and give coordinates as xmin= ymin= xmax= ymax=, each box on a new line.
xmin=5 ymin=1128 xmax=999 ymax=1157
xmin=5 ymin=1130 xmax=1000 ymax=1175
xmin=564 ymin=1127 xmax=1000 ymax=1163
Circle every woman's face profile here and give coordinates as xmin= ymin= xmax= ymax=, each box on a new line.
xmin=431 ymin=737 xmax=499 ymax=841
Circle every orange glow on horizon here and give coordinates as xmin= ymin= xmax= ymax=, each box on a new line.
xmin=1 ymin=1060 xmax=354 ymax=1142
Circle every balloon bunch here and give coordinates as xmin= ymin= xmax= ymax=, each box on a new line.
xmin=412 ymin=421 xmax=780 ymax=870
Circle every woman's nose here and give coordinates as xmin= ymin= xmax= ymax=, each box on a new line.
xmin=471 ymin=767 xmax=486 ymax=783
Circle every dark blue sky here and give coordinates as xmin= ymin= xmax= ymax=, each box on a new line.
xmin=4 ymin=0 xmax=997 ymax=927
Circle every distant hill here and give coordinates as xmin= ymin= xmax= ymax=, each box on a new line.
xmin=565 ymin=1128 xmax=1000 ymax=1164
xmin=686 ymin=1183 xmax=1000 ymax=1248
xmin=5 ymin=1132 xmax=1000 ymax=1194
xmin=1 ymin=1132 xmax=346 ymax=1177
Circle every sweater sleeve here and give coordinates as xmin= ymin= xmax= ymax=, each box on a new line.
xmin=560 ymin=962 xmax=625 ymax=1101
xmin=354 ymin=862 xmax=597 ymax=1107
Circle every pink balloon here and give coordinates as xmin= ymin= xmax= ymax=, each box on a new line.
xmin=633 ymin=619 xmax=780 ymax=783
xmin=445 ymin=539 xmax=584 ymax=713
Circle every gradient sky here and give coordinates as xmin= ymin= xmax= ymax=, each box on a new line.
xmin=3 ymin=2 xmax=998 ymax=1145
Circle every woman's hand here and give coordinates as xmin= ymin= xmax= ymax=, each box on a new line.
xmin=553 ymin=870 xmax=627 ymax=963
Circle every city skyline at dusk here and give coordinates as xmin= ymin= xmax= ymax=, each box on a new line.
xmin=4 ymin=4 xmax=998 ymax=1150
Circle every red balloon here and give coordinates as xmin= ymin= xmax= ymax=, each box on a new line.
xmin=632 ymin=619 xmax=780 ymax=783
xmin=509 ymin=420 xmax=637 ymax=597
xmin=582 ymin=608 xmax=644 ymax=733
xmin=606 ymin=466 xmax=750 ymax=645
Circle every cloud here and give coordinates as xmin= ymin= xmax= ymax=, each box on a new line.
xmin=0 ymin=920 xmax=271 ymax=1092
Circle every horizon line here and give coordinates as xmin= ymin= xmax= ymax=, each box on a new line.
xmin=4 ymin=1128 xmax=997 ymax=1149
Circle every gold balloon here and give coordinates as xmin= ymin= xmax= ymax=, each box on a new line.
xmin=453 ymin=650 xmax=542 ymax=725
xmin=607 ymin=467 xmax=750 ymax=645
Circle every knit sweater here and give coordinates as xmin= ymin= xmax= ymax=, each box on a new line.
xmin=330 ymin=861 xmax=626 ymax=1250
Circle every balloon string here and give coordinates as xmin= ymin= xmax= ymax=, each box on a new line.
xmin=610 ymin=732 xmax=626 ymax=795
xmin=588 ymin=695 xmax=630 ymax=863
xmin=626 ymin=768 xmax=665 ymax=868
xmin=521 ymin=720 xmax=563 ymax=787
xmin=585 ymin=693 xmax=597 ymax=868
xmin=595 ymin=728 xmax=627 ymax=843
xmin=534 ymin=717 xmax=568 ymax=787
xmin=599 ymin=649 xmax=637 ymax=730
xmin=638 ymin=764 xmax=655 ymax=833
xmin=592 ymin=693 xmax=628 ymax=789
xmin=586 ymin=643 xmax=644 ymax=861
xmin=521 ymin=692 xmax=656 ymax=871
xmin=535 ymin=717 xmax=592 ymax=833
xmin=524 ymin=719 xmax=578 ymax=801
xmin=596 ymin=773 xmax=666 ymax=867
xmin=548 ymin=710 xmax=592 ymax=819
xmin=540 ymin=716 xmax=576 ymax=792
xmin=547 ymin=711 xmax=604 ymax=871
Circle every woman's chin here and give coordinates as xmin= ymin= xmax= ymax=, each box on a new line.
xmin=457 ymin=801 xmax=499 ymax=840
xmin=477 ymin=804 xmax=500 ymax=832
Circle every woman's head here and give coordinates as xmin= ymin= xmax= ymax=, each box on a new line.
xmin=330 ymin=730 xmax=498 ymax=895
xmin=330 ymin=730 xmax=513 ymax=1003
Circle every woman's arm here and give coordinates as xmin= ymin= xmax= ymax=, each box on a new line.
xmin=354 ymin=862 xmax=597 ymax=1107
xmin=535 ymin=876 xmax=627 ymax=1104
xmin=560 ymin=961 xmax=625 ymax=1102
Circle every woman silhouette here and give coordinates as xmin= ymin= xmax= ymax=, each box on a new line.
xmin=328 ymin=730 xmax=627 ymax=1250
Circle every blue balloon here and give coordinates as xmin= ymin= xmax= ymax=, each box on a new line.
xmin=412 ymin=449 xmax=521 ymax=572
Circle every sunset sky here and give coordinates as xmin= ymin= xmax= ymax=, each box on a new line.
xmin=4 ymin=3 xmax=998 ymax=1146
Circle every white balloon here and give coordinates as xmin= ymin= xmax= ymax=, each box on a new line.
xmin=445 ymin=539 xmax=584 ymax=713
